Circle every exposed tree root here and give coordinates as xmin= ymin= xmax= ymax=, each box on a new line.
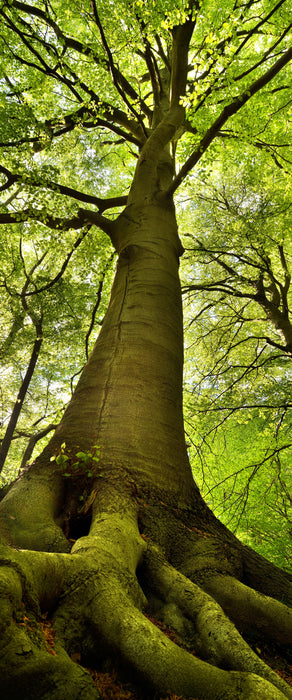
xmin=0 ymin=546 xmax=99 ymax=699
xmin=202 ymin=575 xmax=292 ymax=645
xmin=1 ymin=480 xmax=292 ymax=700
xmin=142 ymin=545 xmax=292 ymax=698
xmin=0 ymin=467 xmax=69 ymax=553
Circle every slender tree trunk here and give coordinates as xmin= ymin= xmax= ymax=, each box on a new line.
xmin=0 ymin=325 xmax=43 ymax=473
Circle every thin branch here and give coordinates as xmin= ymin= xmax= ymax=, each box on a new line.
xmin=1 ymin=10 xmax=84 ymax=102
xmin=90 ymin=0 xmax=148 ymax=136
xmin=155 ymin=34 xmax=171 ymax=72
xmin=22 ymin=230 xmax=90 ymax=296
xmin=0 ymin=315 xmax=43 ymax=474
xmin=85 ymin=251 xmax=116 ymax=358
xmin=233 ymin=0 xmax=288 ymax=59
xmin=233 ymin=25 xmax=292 ymax=83
xmin=9 ymin=0 xmax=152 ymax=119
xmin=0 ymin=166 xmax=128 ymax=210
xmin=1 ymin=18 xmax=145 ymax=148
xmin=20 ymin=423 xmax=57 ymax=470
xmin=193 ymin=403 xmax=292 ymax=413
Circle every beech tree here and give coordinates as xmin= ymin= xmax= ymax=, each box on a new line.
xmin=181 ymin=165 xmax=292 ymax=566
xmin=0 ymin=1 xmax=292 ymax=698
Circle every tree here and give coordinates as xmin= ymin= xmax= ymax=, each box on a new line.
xmin=180 ymin=157 xmax=292 ymax=567
xmin=0 ymin=220 xmax=114 ymax=475
xmin=0 ymin=1 xmax=292 ymax=698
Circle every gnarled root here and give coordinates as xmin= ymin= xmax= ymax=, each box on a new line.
xmin=0 ymin=545 xmax=99 ymax=699
xmin=1 ymin=483 xmax=292 ymax=700
xmin=141 ymin=544 xmax=292 ymax=699
xmin=202 ymin=574 xmax=292 ymax=646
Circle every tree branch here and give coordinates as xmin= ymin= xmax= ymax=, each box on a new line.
xmin=0 ymin=166 xmax=127 ymax=210
xmin=90 ymin=0 xmax=148 ymax=135
xmin=233 ymin=0 xmax=288 ymax=60
xmin=0 ymin=315 xmax=43 ymax=474
xmin=0 ymin=100 xmax=143 ymax=150
xmin=85 ymin=252 xmax=116 ymax=359
xmin=170 ymin=10 xmax=197 ymax=108
xmin=19 ymin=423 xmax=57 ymax=470
xmin=0 ymin=208 xmax=114 ymax=236
xmin=9 ymin=0 xmax=152 ymax=120
xmin=0 ymin=165 xmax=18 ymax=192
xmin=168 ymin=45 xmax=292 ymax=195
xmin=21 ymin=230 xmax=90 ymax=296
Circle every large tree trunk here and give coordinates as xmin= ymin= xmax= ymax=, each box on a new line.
xmin=1 ymin=143 xmax=292 ymax=700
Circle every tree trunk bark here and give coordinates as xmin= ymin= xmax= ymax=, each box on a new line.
xmin=48 ymin=195 xmax=194 ymax=500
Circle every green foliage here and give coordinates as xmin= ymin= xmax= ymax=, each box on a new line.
xmin=181 ymin=145 xmax=292 ymax=570
xmin=50 ymin=442 xmax=100 ymax=478
xmin=0 ymin=224 xmax=114 ymax=483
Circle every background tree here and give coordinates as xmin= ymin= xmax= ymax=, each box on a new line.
xmin=0 ymin=2 xmax=292 ymax=699
xmin=181 ymin=151 xmax=292 ymax=568
xmin=0 ymin=219 xmax=115 ymax=475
